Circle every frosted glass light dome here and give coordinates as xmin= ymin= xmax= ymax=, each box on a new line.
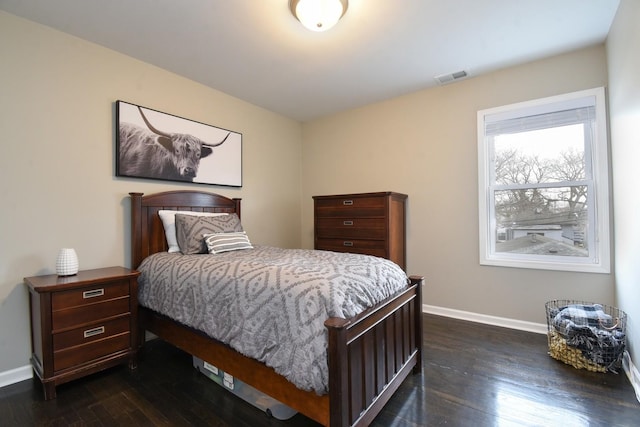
xmin=293 ymin=0 xmax=346 ymax=32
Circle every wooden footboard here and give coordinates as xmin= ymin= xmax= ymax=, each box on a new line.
xmin=326 ymin=275 xmax=423 ymax=427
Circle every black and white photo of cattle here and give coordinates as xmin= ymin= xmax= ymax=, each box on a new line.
xmin=116 ymin=101 xmax=242 ymax=187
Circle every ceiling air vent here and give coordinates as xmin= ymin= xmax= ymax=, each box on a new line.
xmin=434 ymin=70 xmax=468 ymax=85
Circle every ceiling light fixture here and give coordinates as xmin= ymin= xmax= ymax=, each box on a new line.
xmin=289 ymin=0 xmax=348 ymax=32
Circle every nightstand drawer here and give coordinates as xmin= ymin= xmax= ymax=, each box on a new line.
xmin=316 ymin=218 xmax=386 ymax=239
xmin=53 ymin=332 xmax=130 ymax=372
xmin=53 ymin=316 xmax=131 ymax=351
xmin=314 ymin=196 xmax=386 ymax=217
xmin=52 ymin=280 xmax=130 ymax=311
xmin=52 ymin=297 xmax=130 ymax=332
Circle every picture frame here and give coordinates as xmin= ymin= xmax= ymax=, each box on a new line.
xmin=115 ymin=100 xmax=242 ymax=187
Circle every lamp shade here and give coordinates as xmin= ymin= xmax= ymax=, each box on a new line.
xmin=291 ymin=0 xmax=347 ymax=32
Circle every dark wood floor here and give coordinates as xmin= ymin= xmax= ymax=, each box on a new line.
xmin=2 ymin=314 xmax=639 ymax=426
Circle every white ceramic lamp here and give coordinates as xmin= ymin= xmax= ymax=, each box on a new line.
xmin=56 ymin=248 xmax=79 ymax=276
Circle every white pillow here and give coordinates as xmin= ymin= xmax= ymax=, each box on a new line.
xmin=158 ymin=210 xmax=228 ymax=253
xmin=204 ymin=231 xmax=253 ymax=254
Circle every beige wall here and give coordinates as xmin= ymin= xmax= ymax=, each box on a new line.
xmin=302 ymin=45 xmax=614 ymax=324
xmin=0 ymin=12 xmax=302 ymax=373
xmin=607 ymin=0 xmax=640 ymax=378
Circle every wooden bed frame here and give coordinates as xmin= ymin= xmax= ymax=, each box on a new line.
xmin=130 ymin=190 xmax=423 ymax=427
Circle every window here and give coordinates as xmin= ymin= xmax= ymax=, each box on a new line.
xmin=477 ymin=87 xmax=610 ymax=273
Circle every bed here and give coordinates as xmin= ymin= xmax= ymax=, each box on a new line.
xmin=130 ymin=190 xmax=424 ymax=427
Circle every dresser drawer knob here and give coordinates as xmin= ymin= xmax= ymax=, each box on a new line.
xmin=342 ymin=200 xmax=353 ymax=206
xmin=83 ymin=288 xmax=104 ymax=299
xmin=83 ymin=326 xmax=105 ymax=338
xmin=343 ymin=241 xmax=354 ymax=247
xmin=343 ymin=220 xmax=353 ymax=226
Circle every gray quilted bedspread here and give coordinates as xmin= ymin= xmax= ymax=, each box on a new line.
xmin=137 ymin=246 xmax=408 ymax=394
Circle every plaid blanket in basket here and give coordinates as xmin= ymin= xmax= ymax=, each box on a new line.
xmin=552 ymin=303 xmax=613 ymax=336
xmin=551 ymin=303 xmax=625 ymax=372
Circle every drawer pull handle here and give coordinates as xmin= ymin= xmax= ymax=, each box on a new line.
xmin=343 ymin=241 xmax=354 ymax=247
xmin=83 ymin=288 xmax=104 ymax=299
xmin=343 ymin=200 xmax=353 ymax=206
xmin=343 ymin=220 xmax=353 ymax=226
xmin=84 ymin=326 xmax=105 ymax=338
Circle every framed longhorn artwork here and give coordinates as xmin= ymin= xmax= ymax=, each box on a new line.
xmin=115 ymin=100 xmax=242 ymax=187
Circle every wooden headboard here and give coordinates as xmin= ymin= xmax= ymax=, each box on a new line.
xmin=129 ymin=191 xmax=242 ymax=269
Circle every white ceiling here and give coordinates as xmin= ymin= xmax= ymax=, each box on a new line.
xmin=0 ymin=0 xmax=620 ymax=121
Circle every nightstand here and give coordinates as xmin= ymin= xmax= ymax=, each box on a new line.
xmin=24 ymin=266 xmax=140 ymax=400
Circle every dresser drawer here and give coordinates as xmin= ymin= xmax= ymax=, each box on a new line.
xmin=52 ymin=297 xmax=130 ymax=332
xmin=316 ymin=218 xmax=386 ymax=239
xmin=317 ymin=245 xmax=386 ymax=259
xmin=53 ymin=332 xmax=130 ymax=372
xmin=316 ymin=238 xmax=387 ymax=256
xmin=53 ymin=316 xmax=131 ymax=352
xmin=315 ymin=196 xmax=386 ymax=217
xmin=52 ymin=280 xmax=130 ymax=311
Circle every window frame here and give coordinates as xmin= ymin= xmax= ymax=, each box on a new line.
xmin=477 ymin=87 xmax=611 ymax=273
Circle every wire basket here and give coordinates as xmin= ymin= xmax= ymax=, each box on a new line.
xmin=545 ymin=300 xmax=626 ymax=373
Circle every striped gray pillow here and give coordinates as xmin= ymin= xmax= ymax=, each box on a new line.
xmin=204 ymin=232 xmax=254 ymax=254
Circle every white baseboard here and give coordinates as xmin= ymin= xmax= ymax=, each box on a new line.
xmin=623 ymin=351 xmax=640 ymax=404
xmin=0 ymin=364 xmax=33 ymax=389
xmin=423 ymin=304 xmax=548 ymax=334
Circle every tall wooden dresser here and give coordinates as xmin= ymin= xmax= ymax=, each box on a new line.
xmin=313 ymin=192 xmax=408 ymax=270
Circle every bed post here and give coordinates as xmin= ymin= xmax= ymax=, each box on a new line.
xmin=129 ymin=192 xmax=143 ymax=269
xmin=129 ymin=192 xmax=145 ymax=353
xmin=409 ymin=275 xmax=424 ymax=374
xmin=233 ymin=198 xmax=241 ymax=220
xmin=326 ymin=317 xmax=350 ymax=427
